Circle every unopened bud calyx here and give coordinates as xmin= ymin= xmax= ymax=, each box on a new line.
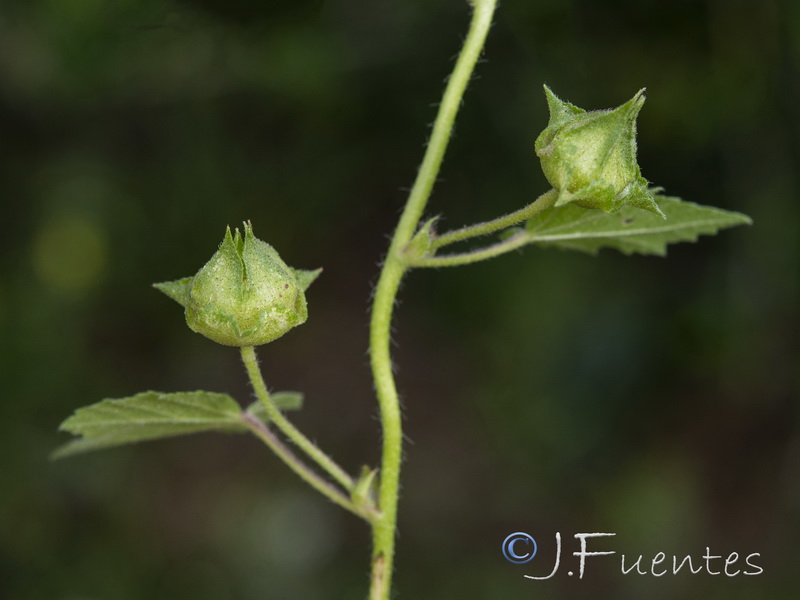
xmin=154 ymin=222 xmax=320 ymax=347
xmin=535 ymin=86 xmax=664 ymax=217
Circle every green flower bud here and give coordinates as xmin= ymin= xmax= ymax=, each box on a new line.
xmin=154 ymin=222 xmax=320 ymax=347
xmin=535 ymin=86 xmax=664 ymax=217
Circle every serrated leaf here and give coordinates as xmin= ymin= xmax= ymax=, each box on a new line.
xmin=525 ymin=196 xmax=751 ymax=256
xmin=245 ymin=391 xmax=304 ymax=424
xmin=54 ymin=391 xmax=246 ymax=458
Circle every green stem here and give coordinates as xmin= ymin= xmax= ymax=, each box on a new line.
xmin=431 ymin=188 xmax=557 ymax=249
xmin=413 ymin=230 xmax=532 ymax=268
xmin=368 ymin=257 xmax=405 ymax=600
xmin=241 ymin=346 xmax=355 ymax=492
xmin=241 ymin=412 xmax=368 ymax=519
xmin=367 ymin=1 xmax=497 ymax=598
xmin=389 ymin=0 xmax=498 ymax=250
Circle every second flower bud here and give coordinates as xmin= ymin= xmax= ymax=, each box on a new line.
xmin=535 ymin=86 xmax=664 ymax=217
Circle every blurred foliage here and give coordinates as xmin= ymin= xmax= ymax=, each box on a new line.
xmin=1 ymin=0 xmax=798 ymax=598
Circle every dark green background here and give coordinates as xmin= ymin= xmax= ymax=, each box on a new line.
xmin=1 ymin=0 xmax=797 ymax=598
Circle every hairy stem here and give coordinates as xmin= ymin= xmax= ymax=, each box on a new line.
xmin=241 ymin=346 xmax=355 ymax=492
xmin=368 ymin=255 xmax=405 ymax=600
xmin=431 ymin=188 xmax=557 ymax=249
xmin=241 ymin=413 xmax=367 ymax=518
xmin=412 ymin=230 xmax=532 ymax=268
xmin=367 ymin=1 xmax=498 ymax=598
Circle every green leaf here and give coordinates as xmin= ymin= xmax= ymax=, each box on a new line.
xmin=54 ymin=391 xmax=246 ymax=458
xmin=525 ymin=196 xmax=751 ymax=256
xmin=245 ymin=391 xmax=304 ymax=424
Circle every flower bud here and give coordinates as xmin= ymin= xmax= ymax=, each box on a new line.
xmin=154 ymin=222 xmax=320 ymax=347
xmin=535 ymin=86 xmax=664 ymax=216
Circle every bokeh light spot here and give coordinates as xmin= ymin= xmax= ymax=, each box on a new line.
xmin=32 ymin=214 xmax=108 ymax=296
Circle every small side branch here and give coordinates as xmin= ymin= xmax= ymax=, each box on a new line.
xmin=411 ymin=231 xmax=532 ymax=268
xmin=241 ymin=346 xmax=355 ymax=492
xmin=431 ymin=189 xmax=557 ymax=250
xmin=241 ymin=413 xmax=374 ymax=521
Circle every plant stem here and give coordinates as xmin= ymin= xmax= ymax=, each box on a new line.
xmin=241 ymin=412 xmax=368 ymax=519
xmin=367 ymin=1 xmax=497 ymax=598
xmin=390 ymin=0 xmax=498 ymax=248
xmin=241 ymin=346 xmax=355 ymax=492
xmin=431 ymin=188 xmax=557 ymax=249
xmin=412 ymin=230 xmax=532 ymax=268
xmin=368 ymin=255 xmax=405 ymax=600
